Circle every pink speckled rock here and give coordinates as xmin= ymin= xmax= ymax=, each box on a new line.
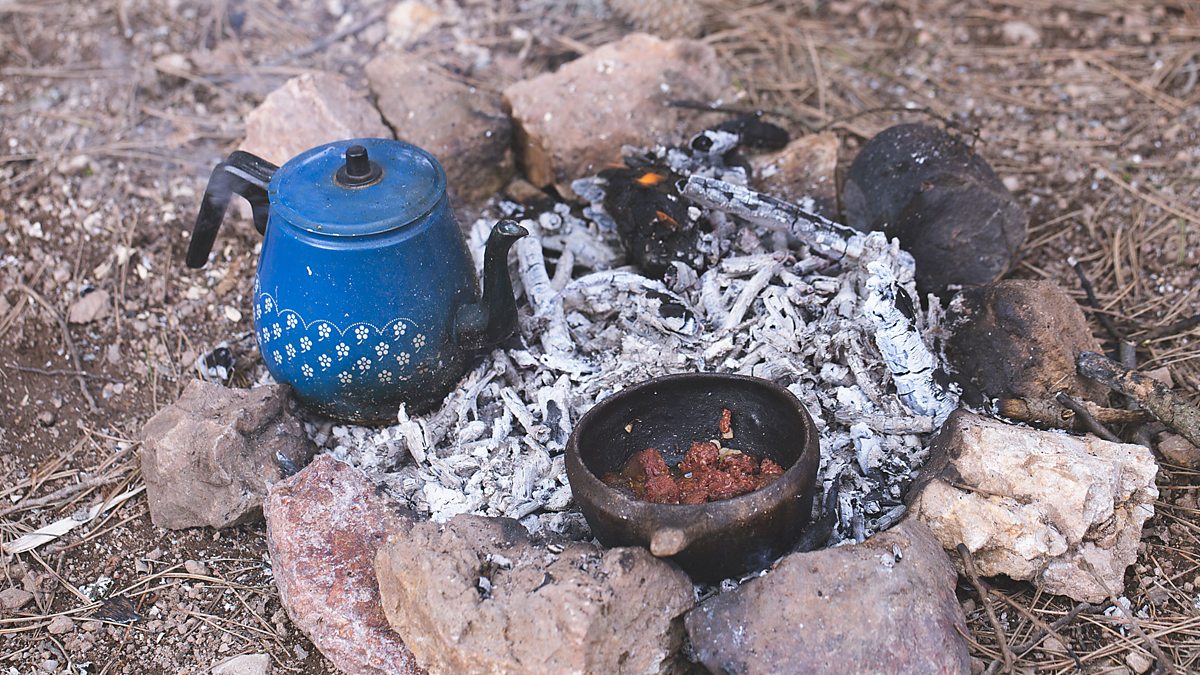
xmin=264 ymin=454 xmax=423 ymax=675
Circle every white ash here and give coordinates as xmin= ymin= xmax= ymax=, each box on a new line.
xmin=317 ymin=172 xmax=957 ymax=548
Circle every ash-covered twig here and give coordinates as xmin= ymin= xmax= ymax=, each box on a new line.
xmin=862 ymin=258 xmax=958 ymax=422
xmin=682 ymin=175 xmax=864 ymax=260
xmin=1077 ymin=351 xmax=1200 ymax=447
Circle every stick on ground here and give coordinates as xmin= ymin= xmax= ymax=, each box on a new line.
xmin=1055 ymin=392 xmax=1123 ymax=443
xmin=957 ymin=544 xmax=1015 ymax=674
xmin=997 ymin=397 xmax=1150 ymax=430
xmin=1077 ymin=351 xmax=1200 ymax=447
xmin=1068 ymin=256 xmax=1124 ymax=347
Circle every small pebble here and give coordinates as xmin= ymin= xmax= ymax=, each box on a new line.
xmin=0 ymin=587 xmax=34 ymax=611
xmin=46 ymin=615 xmax=73 ymax=635
xmin=1125 ymin=650 xmax=1153 ymax=673
xmin=184 ymin=560 xmax=209 ymax=576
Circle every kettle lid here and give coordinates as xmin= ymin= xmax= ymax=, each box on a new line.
xmin=269 ymin=138 xmax=446 ymax=237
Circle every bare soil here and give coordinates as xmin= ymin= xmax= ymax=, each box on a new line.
xmin=1 ymin=0 xmax=1197 ymax=673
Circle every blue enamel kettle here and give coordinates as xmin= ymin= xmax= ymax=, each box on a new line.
xmin=187 ymin=138 xmax=527 ymax=423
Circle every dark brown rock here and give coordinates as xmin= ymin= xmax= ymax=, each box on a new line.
xmin=504 ymin=33 xmax=730 ymax=199
xmin=366 ymin=52 xmax=514 ymax=203
xmin=375 ymin=514 xmax=694 ymax=675
xmin=139 ymin=380 xmax=315 ymax=530
xmin=842 ymin=123 xmax=1027 ymax=296
xmin=0 ymin=587 xmax=34 ymax=613
xmin=685 ymin=519 xmax=971 ymax=675
xmin=264 ymin=454 xmax=423 ymax=675
xmin=945 ymin=279 xmax=1109 ymax=404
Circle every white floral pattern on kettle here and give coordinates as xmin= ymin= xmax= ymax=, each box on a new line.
xmin=254 ymin=291 xmax=428 ymax=386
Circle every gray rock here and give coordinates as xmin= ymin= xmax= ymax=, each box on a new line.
xmin=139 ymin=380 xmax=315 ymax=530
xmin=67 ymin=289 xmax=110 ymax=324
xmin=263 ymin=454 xmax=422 ymax=675
xmin=685 ymin=519 xmax=970 ymax=675
xmin=504 ymin=33 xmax=730 ymax=199
xmin=241 ymin=72 xmax=392 ymax=166
xmin=46 ymin=615 xmax=73 ymax=635
xmin=842 ymin=123 xmax=1027 ymax=296
xmin=366 ymin=51 xmax=513 ymax=203
xmin=375 ymin=514 xmax=694 ymax=675
xmin=211 ymin=653 xmax=271 ymax=675
xmin=385 ymin=0 xmax=441 ymax=46
xmin=0 ymin=587 xmax=34 ymax=612
xmin=909 ymin=410 xmax=1159 ymax=603
xmin=945 ymin=279 xmax=1109 ymax=405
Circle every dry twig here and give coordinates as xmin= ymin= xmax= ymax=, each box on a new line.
xmin=1055 ymin=392 xmax=1123 ymax=443
xmin=1078 ymin=351 xmax=1200 ymax=447
xmin=957 ymin=544 xmax=1015 ymax=674
xmin=1083 ymin=558 xmax=1176 ymax=674
xmin=997 ymin=397 xmax=1150 ymax=430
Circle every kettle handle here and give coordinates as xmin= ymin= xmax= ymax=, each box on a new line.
xmin=186 ymin=151 xmax=279 ymax=269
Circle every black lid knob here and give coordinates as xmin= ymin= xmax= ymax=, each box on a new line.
xmin=335 ymin=144 xmax=383 ymax=187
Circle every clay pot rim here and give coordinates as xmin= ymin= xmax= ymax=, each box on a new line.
xmin=567 ymin=372 xmax=820 ymax=517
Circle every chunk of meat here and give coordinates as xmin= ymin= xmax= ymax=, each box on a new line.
xmin=760 ymin=458 xmax=785 ymax=476
xmin=679 ymin=441 xmax=719 ymax=474
xmin=643 ymin=474 xmax=681 ymax=504
xmin=718 ymin=408 xmax=733 ymax=438
xmin=700 ymin=468 xmax=760 ymax=501
xmin=632 ymin=447 xmax=672 ymax=478
xmin=718 ymin=452 xmax=759 ymax=476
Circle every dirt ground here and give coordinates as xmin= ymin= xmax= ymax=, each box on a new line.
xmin=1 ymin=0 xmax=1198 ymax=672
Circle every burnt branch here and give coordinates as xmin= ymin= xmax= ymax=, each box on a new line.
xmin=1068 ymin=256 xmax=1124 ymax=348
xmin=996 ymin=397 xmax=1151 ymax=430
xmin=1077 ymin=351 xmax=1200 ymax=447
xmin=681 ymin=175 xmax=864 ymax=260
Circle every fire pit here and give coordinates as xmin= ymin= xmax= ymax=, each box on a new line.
xmin=566 ymin=372 xmax=820 ymax=581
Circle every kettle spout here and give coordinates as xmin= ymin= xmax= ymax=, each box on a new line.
xmin=455 ymin=220 xmax=529 ymax=350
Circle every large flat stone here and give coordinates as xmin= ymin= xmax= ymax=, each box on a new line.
xmin=375 ymin=514 xmax=694 ymax=674
xmin=946 ymin=279 xmax=1109 ymax=405
xmin=264 ymin=454 xmax=423 ymax=675
xmin=139 ymin=380 xmax=315 ymax=530
xmin=909 ymin=410 xmax=1158 ymax=603
xmin=241 ymin=72 xmax=392 ymax=165
xmin=685 ymin=519 xmax=971 ymax=675
xmin=504 ymin=33 xmax=730 ymax=198
xmin=366 ymin=51 xmax=513 ymax=203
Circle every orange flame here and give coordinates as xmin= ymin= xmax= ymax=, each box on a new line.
xmin=636 ymin=172 xmax=667 ymax=187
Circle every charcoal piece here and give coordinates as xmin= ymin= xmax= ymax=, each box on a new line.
xmin=892 ymin=172 xmax=1029 ymax=295
xmin=712 ymin=115 xmax=790 ymax=151
xmin=600 ymin=167 xmax=706 ymax=277
xmin=841 ymin=123 xmax=1027 ymax=296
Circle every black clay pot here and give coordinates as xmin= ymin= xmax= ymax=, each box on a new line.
xmin=565 ymin=373 xmax=821 ymax=581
